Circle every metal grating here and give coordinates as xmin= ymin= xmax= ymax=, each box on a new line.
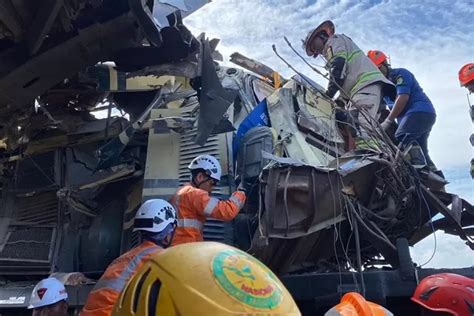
xmin=0 ymin=190 xmax=59 ymax=272
xmin=0 ymin=228 xmax=56 ymax=263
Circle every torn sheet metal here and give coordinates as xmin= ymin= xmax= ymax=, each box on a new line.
xmin=259 ymin=165 xmax=344 ymax=239
xmin=153 ymin=0 xmax=210 ymax=27
xmin=194 ymin=39 xmax=238 ymax=145
xmin=230 ymin=52 xmax=280 ymax=84
xmin=152 ymin=117 xmax=195 ymax=134
xmin=96 ymin=90 xmax=165 ymax=170
xmin=266 ymin=87 xmax=333 ymax=165
xmin=293 ymin=80 xmax=344 ymax=145
xmin=85 ymin=64 xmax=179 ymax=92
xmin=252 ymin=79 xmax=275 ymax=103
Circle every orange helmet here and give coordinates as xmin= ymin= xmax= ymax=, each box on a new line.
xmin=411 ymin=273 xmax=474 ymax=316
xmin=324 ymin=292 xmax=393 ymax=315
xmin=367 ymin=50 xmax=388 ymax=68
xmin=459 ymin=63 xmax=474 ymax=87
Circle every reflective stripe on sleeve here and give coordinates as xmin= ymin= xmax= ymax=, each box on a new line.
xmin=203 ymin=197 xmax=218 ymax=216
xmin=229 ymin=195 xmax=243 ymax=210
xmin=177 ymin=218 xmax=204 ymax=230
xmin=92 ymin=246 xmax=160 ymax=292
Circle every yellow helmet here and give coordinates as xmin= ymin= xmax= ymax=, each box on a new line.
xmin=112 ymin=242 xmax=301 ymax=315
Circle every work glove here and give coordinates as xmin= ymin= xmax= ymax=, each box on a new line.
xmin=237 ymin=179 xmax=253 ymax=195
xmin=334 ymin=99 xmax=345 ymax=109
xmin=380 ymin=118 xmax=395 ymax=132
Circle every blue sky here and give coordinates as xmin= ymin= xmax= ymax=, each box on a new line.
xmin=185 ymin=0 xmax=474 ymax=268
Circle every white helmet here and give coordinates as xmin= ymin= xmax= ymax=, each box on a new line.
xmin=133 ymin=199 xmax=177 ymax=233
xmin=28 ymin=277 xmax=68 ymax=309
xmin=188 ymin=154 xmax=222 ymax=181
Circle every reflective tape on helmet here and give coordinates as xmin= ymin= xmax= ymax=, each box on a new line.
xmin=229 ymin=195 xmax=243 ymax=210
xmin=177 ymin=218 xmax=204 ymax=230
xmin=92 ymin=246 xmax=160 ymax=292
xmin=203 ymin=197 xmax=219 ymax=216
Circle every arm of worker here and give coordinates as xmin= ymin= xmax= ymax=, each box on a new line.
xmin=386 ymin=94 xmax=409 ymax=121
xmin=326 ymin=56 xmax=346 ymax=98
xmin=192 ymin=190 xmax=246 ymax=221
xmin=382 ymin=71 xmax=412 ymax=126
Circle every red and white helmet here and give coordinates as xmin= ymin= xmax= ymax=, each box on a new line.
xmin=188 ymin=154 xmax=222 ymax=181
xmin=411 ymin=273 xmax=474 ymax=316
xmin=28 ymin=278 xmax=68 ymax=309
xmin=133 ymin=199 xmax=177 ymax=233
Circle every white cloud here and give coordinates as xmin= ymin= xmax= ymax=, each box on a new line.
xmin=411 ymin=233 xmax=474 ymax=268
xmin=185 ymin=0 xmax=474 ymax=268
xmin=186 ymin=0 xmax=474 ymax=169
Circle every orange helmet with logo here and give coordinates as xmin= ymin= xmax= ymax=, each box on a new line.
xmin=411 ymin=273 xmax=474 ymax=316
xmin=459 ymin=63 xmax=474 ymax=87
xmin=367 ymin=50 xmax=388 ymax=68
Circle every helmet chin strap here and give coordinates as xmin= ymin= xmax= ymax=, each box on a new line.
xmin=191 ymin=171 xmax=212 ymax=188
xmin=140 ymin=225 xmax=176 ymax=248
xmin=191 ymin=177 xmax=206 ymax=188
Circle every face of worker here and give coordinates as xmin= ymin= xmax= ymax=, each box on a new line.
xmin=32 ymin=301 xmax=68 ymax=316
xmin=309 ymin=36 xmax=325 ymax=57
xmin=379 ymin=64 xmax=390 ymax=78
xmin=162 ymin=222 xmax=177 ymax=247
xmin=466 ymin=82 xmax=474 ymax=93
xmin=195 ymin=172 xmax=216 ymax=193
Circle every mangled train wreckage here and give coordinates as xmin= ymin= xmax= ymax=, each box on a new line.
xmin=0 ymin=1 xmax=472 ymax=315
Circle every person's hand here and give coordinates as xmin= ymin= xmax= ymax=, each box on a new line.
xmin=237 ymin=180 xmax=252 ymax=194
xmin=380 ymin=118 xmax=395 ymax=132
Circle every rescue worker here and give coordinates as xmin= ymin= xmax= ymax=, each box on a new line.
xmin=81 ymin=199 xmax=177 ymax=316
xmin=112 ymin=241 xmax=301 ymax=315
xmin=368 ymin=50 xmax=438 ymax=169
xmin=411 ymin=273 xmax=474 ymax=316
xmin=171 ymin=154 xmax=246 ymax=245
xmin=303 ymin=20 xmax=395 ymax=147
xmin=325 ymin=292 xmax=393 ymax=316
xmin=458 ymin=63 xmax=474 ymax=178
xmin=459 ymin=63 xmax=474 ymax=94
xmin=28 ymin=277 xmax=68 ymax=316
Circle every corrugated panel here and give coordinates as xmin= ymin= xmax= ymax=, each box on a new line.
xmin=14 ymin=191 xmax=58 ymax=225
xmin=0 ymin=190 xmax=59 ymax=271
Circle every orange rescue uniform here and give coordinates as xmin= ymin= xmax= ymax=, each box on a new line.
xmin=171 ymin=184 xmax=246 ymax=245
xmin=80 ymin=241 xmax=163 ymax=316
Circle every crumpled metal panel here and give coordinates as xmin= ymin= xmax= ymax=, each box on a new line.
xmin=194 ymin=39 xmax=238 ymax=145
xmin=259 ymin=165 xmax=344 ymax=239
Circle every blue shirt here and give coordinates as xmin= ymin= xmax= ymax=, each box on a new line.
xmin=388 ymin=68 xmax=436 ymax=119
xmin=232 ymin=99 xmax=270 ymax=162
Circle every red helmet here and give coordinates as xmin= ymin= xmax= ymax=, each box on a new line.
xmin=367 ymin=50 xmax=388 ymax=68
xmin=459 ymin=63 xmax=474 ymax=87
xmin=411 ymin=273 xmax=474 ymax=316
